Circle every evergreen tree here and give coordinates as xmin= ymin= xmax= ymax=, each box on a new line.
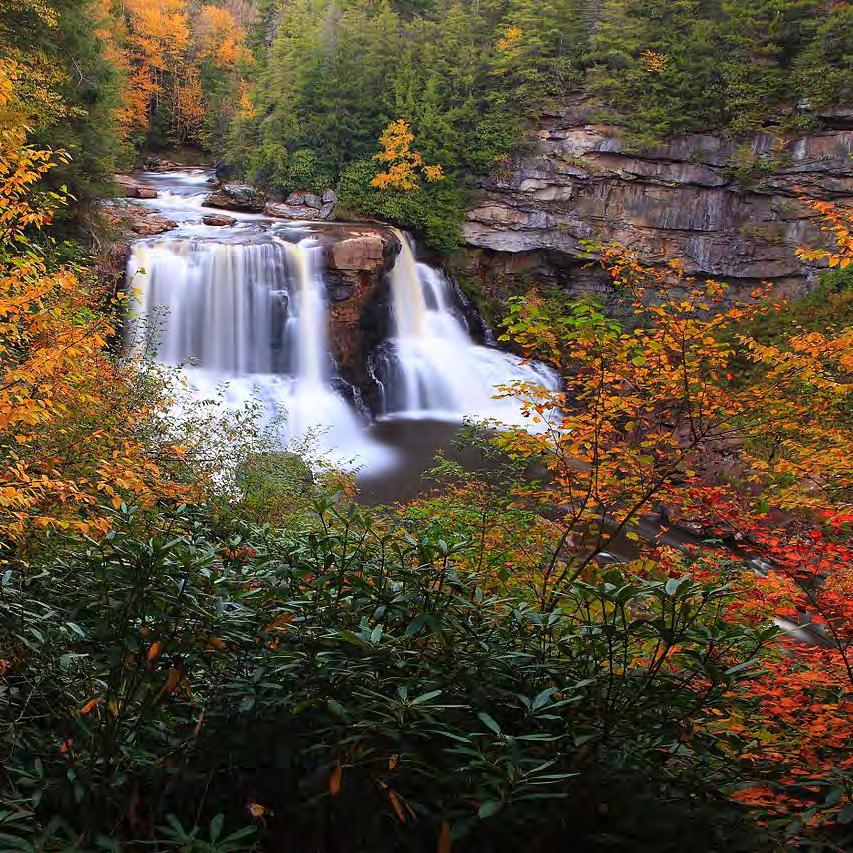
xmin=587 ymin=0 xmax=724 ymax=144
xmin=0 ymin=0 xmax=125 ymax=228
xmin=719 ymin=0 xmax=822 ymax=134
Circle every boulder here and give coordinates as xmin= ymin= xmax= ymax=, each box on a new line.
xmin=265 ymin=199 xmax=337 ymax=221
xmin=202 ymin=213 xmax=237 ymax=226
xmin=144 ymin=156 xmax=182 ymax=172
xmin=264 ymin=189 xmax=337 ymax=221
xmin=136 ymin=187 xmax=158 ymax=199
xmin=203 ymin=182 xmax=266 ymax=212
xmin=265 ymin=202 xmax=316 ymax=220
xmin=324 ymin=227 xmax=402 ymax=400
xmin=113 ymin=174 xmax=150 ymax=198
xmin=328 ymin=232 xmax=388 ymax=273
xmin=101 ymin=199 xmax=177 ymax=236
xmin=132 ymin=214 xmax=178 ymax=236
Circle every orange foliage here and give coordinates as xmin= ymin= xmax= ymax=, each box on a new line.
xmin=371 ymin=119 xmax=445 ymax=192
xmin=796 ymin=199 xmax=853 ymax=270
xmin=0 ymin=70 xmax=191 ymax=554
xmin=495 ymin=216 xmax=851 ymax=838
xmin=97 ymin=0 xmax=251 ymax=141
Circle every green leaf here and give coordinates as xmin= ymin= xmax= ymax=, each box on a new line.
xmin=209 ymin=813 xmax=224 ymax=842
xmin=411 ymin=689 xmax=443 ymax=705
xmin=477 ymin=712 xmax=501 ymax=735
xmin=478 ymin=800 xmax=503 ymax=820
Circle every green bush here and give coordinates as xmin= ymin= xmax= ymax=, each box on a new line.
xmin=1 ymin=498 xmax=774 ymax=850
xmin=336 ymin=159 xmax=466 ymax=253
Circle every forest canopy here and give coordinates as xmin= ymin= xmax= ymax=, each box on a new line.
xmin=3 ymin=0 xmax=850 ymax=242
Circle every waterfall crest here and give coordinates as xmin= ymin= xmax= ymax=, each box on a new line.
xmin=125 ymin=204 xmax=558 ymax=473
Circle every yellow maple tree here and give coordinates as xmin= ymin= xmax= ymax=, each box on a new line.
xmin=371 ymin=119 xmax=445 ymax=192
xmin=0 ymin=68 xmax=191 ymax=555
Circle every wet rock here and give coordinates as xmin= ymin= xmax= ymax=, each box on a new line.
xmin=102 ymin=200 xmax=177 ymax=237
xmin=266 ymin=190 xmax=337 ymax=221
xmin=323 ymin=227 xmax=402 ymax=396
xmin=203 ymin=182 xmax=266 ymax=212
xmin=143 ymin=156 xmax=182 ymax=172
xmin=202 ymin=213 xmax=237 ymax=226
xmin=113 ymin=174 xmax=151 ymax=198
xmin=265 ymin=202 xmax=316 ymax=220
xmin=329 ymin=232 xmax=389 ymax=273
xmin=132 ymin=213 xmax=178 ymax=236
xmin=265 ymin=197 xmax=337 ymax=222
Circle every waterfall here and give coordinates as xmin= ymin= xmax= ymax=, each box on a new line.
xmin=124 ymin=191 xmax=558 ymax=475
xmin=127 ymin=236 xmax=391 ymax=469
xmin=285 ymin=240 xmax=329 ymax=386
xmin=378 ymin=231 xmax=558 ymax=424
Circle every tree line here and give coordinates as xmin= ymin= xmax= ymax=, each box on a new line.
xmin=227 ymin=0 xmax=852 ymax=247
xmin=2 ymin=0 xmax=849 ymax=243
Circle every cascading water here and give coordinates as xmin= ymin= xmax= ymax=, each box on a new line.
xmin=125 ymin=170 xmax=559 ymax=482
xmin=127 ymin=235 xmax=390 ymax=469
xmin=376 ymin=232 xmax=558 ymax=424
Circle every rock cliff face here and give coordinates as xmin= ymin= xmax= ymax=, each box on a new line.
xmin=462 ymin=102 xmax=852 ymax=299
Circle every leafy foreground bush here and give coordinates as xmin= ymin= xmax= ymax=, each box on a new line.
xmin=1 ymin=501 xmax=776 ymax=851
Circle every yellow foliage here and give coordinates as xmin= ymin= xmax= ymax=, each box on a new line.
xmin=0 ymin=73 xmax=192 ymax=556
xmin=497 ymin=25 xmax=523 ymax=52
xmin=94 ymin=0 xmax=251 ymax=141
xmin=641 ymin=49 xmax=668 ymax=73
xmin=371 ymin=119 xmax=445 ymax=192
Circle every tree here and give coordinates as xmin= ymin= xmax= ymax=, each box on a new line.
xmin=719 ymin=0 xmax=823 ymax=134
xmin=0 ymin=67 xmax=189 ymax=555
xmin=586 ymin=0 xmax=724 ymax=144
xmin=0 ymin=0 xmax=125 ymax=225
xmin=371 ymin=119 xmax=445 ymax=191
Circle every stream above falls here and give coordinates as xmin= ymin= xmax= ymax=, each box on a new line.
xmin=124 ymin=168 xmax=558 ymax=502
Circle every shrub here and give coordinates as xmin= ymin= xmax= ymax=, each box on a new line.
xmin=1 ymin=499 xmax=774 ymax=850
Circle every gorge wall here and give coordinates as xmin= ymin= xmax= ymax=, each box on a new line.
xmin=459 ymin=99 xmax=853 ymax=304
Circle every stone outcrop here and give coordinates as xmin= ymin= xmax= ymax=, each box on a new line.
xmin=203 ymin=182 xmax=266 ymax=212
xmin=462 ymin=100 xmax=853 ymax=298
xmin=202 ymin=213 xmax=237 ymax=227
xmin=265 ymin=189 xmax=337 ymax=221
xmin=101 ymin=200 xmax=177 ymax=237
xmin=113 ymin=174 xmax=157 ymax=199
xmin=143 ymin=156 xmax=184 ymax=172
xmin=321 ymin=226 xmax=402 ymax=391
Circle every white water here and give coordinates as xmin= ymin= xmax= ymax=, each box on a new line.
xmin=127 ymin=236 xmax=392 ymax=470
xmin=378 ymin=232 xmax=558 ymax=424
xmin=126 ymin=171 xmax=558 ymax=474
